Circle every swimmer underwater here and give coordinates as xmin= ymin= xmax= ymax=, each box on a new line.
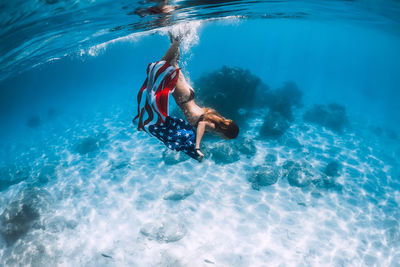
xmin=132 ymin=34 xmax=239 ymax=162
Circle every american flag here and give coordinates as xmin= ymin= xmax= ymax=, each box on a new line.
xmin=132 ymin=60 xmax=180 ymax=132
xmin=132 ymin=61 xmax=200 ymax=160
xmin=149 ymin=116 xmax=199 ymax=160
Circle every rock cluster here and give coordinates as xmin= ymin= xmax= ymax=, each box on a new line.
xmin=259 ymin=82 xmax=303 ymax=139
xmin=195 ymin=66 xmax=266 ymax=125
xmin=303 ymin=103 xmax=349 ymax=132
xmin=0 ymin=187 xmax=52 ymax=246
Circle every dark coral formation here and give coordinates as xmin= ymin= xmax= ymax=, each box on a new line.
xmin=74 ymin=132 xmax=108 ymax=155
xmin=385 ymin=128 xmax=398 ymax=140
xmin=280 ymin=135 xmax=302 ymax=149
xmin=37 ymin=164 xmax=57 ymax=184
xmin=0 ymin=202 xmax=39 ymax=245
xmin=140 ymin=221 xmax=187 ymax=243
xmin=209 ymin=142 xmax=240 ymax=164
xmin=370 ymin=126 xmax=398 ymax=140
xmin=265 ymin=153 xmax=277 ymax=163
xmin=259 ymin=111 xmax=290 ymax=139
xmin=0 ymin=187 xmax=52 ymax=246
xmin=195 ymin=66 xmax=266 ymax=124
xmin=303 ymin=103 xmax=349 ymax=132
xmin=163 ymin=186 xmax=194 ymax=201
xmin=47 ymin=108 xmax=56 ymax=118
xmin=74 ymin=137 xmax=99 ymax=154
xmin=247 ymin=157 xmax=345 ymax=191
xmin=281 ymin=159 xmax=343 ymax=191
xmin=26 ymin=116 xmax=41 ymax=128
xmin=0 ymin=165 xmax=31 ymax=192
xmin=369 ymin=125 xmax=383 ymax=137
xmin=234 ymin=137 xmax=256 ymax=158
xmin=312 ymin=175 xmax=343 ymax=191
xmin=263 ymin=82 xmax=303 ymax=122
xmin=0 ymin=163 xmax=57 ymax=191
xmin=284 ymin=161 xmax=314 ymax=187
xmin=46 ymin=216 xmax=78 ymax=233
xmin=282 ymin=160 xmax=321 ymax=188
xmin=259 ymin=82 xmax=303 ymax=139
xmin=324 ymin=160 xmax=342 ymax=177
xmin=248 ymin=164 xmax=280 ymax=190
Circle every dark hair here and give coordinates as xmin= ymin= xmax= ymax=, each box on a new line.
xmin=202 ymin=108 xmax=239 ymax=139
xmin=222 ymin=120 xmax=239 ymax=139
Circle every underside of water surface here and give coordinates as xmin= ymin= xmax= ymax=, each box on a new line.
xmin=1 ymin=0 xmax=400 ymax=266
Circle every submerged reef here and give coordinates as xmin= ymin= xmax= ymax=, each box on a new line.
xmin=0 ymin=162 xmax=58 ymax=191
xmin=0 ymin=165 xmax=31 ymax=192
xmin=370 ymin=125 xmax=399 ymax=141
xmin=385 ymin=128 xmax=398 ymax=140
xmin=46 ymin=216 xmax=77 ymax=234
xmin=283 ymin=161 xmax=315 ymax=187
xmin=26 ymin=116 xmax=41 ymax=128
xmin=246 ymin=155 xmax=345 ymax=191
xmin=234 ymin=137 xmax=257 ymax=158
xmin=259 ymin=111 xmax=290 ymax=139
xmin=259 ymin=82 xmax=303 ymax=139
xmin=74 ymin=137 xmax=99 ymax=154
xmin=248 ymin=164 xmax=280 ymax=190
xmin=312 ymin=175 xmax=343 ymax=191
xmin=324 ymin=160 xmax=342 ymax=177
xmin=163 ymin=185 xmax=194 ymax=201
xmin=195 ymin=66 xmax=266 ymax=124
xmin=73 ymin=132 xmax=108 ymax=155
xmin=0 ymin=187 xmax=52 ymax=246
xmin=279 ymin=134 xmax=302 ymax=149
xmin=47 ymin=108 xmax=56 ymax=118
xmin=140 ymin=220 xmax=187 ymax=243
xmin=263 ymin=82 xmax=303 ymax=122
xmin=209 ymin=142 xmax=240 ymax=164
xmin=303 ymin=103 xmax=349 ymax=132
xmin=36 ymin=164 xmax=57 ymax=185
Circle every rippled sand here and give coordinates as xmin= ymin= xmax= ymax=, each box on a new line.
xmin=0 ymin=105 xmax=399 ymax=266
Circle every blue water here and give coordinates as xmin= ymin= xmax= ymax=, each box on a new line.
xmin=1 ymin=1 xmax=400 ymax=266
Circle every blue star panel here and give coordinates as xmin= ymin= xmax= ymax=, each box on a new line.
xmin=148 ymin=116 xmax=199 ymax=160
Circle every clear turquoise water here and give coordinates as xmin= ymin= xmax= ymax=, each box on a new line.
xmin=1 ymin=1 xmax=400 ymax=266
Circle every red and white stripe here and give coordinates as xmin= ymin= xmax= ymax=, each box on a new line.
xmin=133 ymin=60 xmax=180 ymax=132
